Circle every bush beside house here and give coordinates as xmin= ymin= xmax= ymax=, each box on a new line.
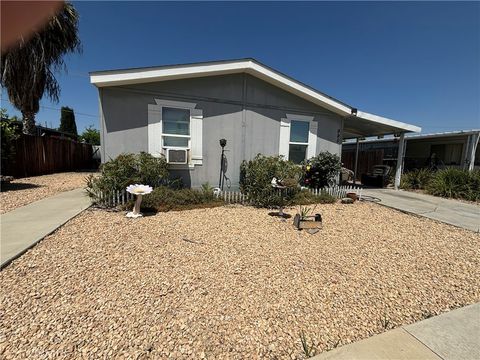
xmin=239 ymin=154 xmax=302 ymax=207
xmin=400 ymin=168 xmax=434 ymax=190
xmin=302 ymin=151 xmax=342 ymax=188
xmin=89 ymin=152 xmax=340 ymax=211
xmin=86 ymin=152 xmax=169 ymax=195
xmin=87 ymin=153 xmax=222 ymax=211
xmin=239 ymin=153 xmax=338 ymax=207
xmin=401 ymin=168 xmax=480 ymax=202
xmin=140 ymin=185 xmax=223 ymax=212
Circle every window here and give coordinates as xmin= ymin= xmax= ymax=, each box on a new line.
xmin=162 ymin=107 xmax=190 ymax=148
xmin=148 ymin=99 xmax=203 ymax=166
xmin=431 ymin=143 xmax=463 ymax=165
xmin=289 ymin=120 xmax=310 ymax=164
xmin=279 ymin=114 xmax=318 ymax=163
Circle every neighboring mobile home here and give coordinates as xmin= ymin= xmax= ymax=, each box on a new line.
xmin=90 ymin=59 xmax=421 ymax=188
xmin=342 ymin=129 xmax=480 ymax=180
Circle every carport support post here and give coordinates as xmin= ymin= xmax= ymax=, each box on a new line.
xmin=353 ymin=138 xmax=359 ymax=184
xmin=394 ymin=133 xmax=405 ymax=190
xmin=466 ymin=132 xmax=479 ymax=171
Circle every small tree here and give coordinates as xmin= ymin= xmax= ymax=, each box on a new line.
xmin=303 ymin=151 xmax=342 ymax=188
xmin=79 ymin=125 xmax=100 ymax=145
xmin=0 ymin=108 xmax=20 ymax=175
xmin=59 ymin=106 xmax=77 ymax=136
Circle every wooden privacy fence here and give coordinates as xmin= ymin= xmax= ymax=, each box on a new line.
xmin=6 ymin=134 xmax=94 ymax=177
xmin=93 ymin=185 xmax=362 ymax=208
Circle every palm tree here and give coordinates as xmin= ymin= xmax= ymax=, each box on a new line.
xmin=1 ymin=2 xmax=81 ymax=135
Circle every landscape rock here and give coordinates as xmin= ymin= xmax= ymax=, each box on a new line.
xmin=0 ymin=172 xmax=92 ymax=214
xmin=1 ymin=203 xmax=479 ymax=358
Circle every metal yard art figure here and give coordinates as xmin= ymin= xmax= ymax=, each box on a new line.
xmin=218 ymin=138 xmax=231 ymax=190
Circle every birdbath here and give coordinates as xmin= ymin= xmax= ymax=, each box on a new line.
xmin=126 ymin=184 xmax=153 ymax=218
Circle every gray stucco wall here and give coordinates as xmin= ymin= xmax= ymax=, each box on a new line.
xmin=98 ymin=73 xmax=343 ymax=188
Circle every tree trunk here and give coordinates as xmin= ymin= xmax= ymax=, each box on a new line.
xmin=22 ymin=111 xmax=36 ymax=135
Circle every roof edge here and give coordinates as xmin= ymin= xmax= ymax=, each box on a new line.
xmin=90 ymin=58 xmax=353 ymax=116
xmin=356 ymin=111 xmax=422 ymax=133
xmin=90 ymin=58 xmax=422 ymax=135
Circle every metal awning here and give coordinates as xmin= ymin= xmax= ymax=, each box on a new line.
xmin=343 ymin=111 xmax=421 ymax=139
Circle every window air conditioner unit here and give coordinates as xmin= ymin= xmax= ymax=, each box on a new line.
xmin=166 ymin=148 xmax=188 ymax=164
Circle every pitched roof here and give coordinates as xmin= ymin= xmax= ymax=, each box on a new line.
xmin=90 ymin=58 xmax=421 ymax=136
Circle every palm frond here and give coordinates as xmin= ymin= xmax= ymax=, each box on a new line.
xmin=0 ymin=2 xmax=81 ymax=133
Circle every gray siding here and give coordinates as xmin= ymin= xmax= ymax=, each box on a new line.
xmin=98 ymin=74 xmax=343 ymax=188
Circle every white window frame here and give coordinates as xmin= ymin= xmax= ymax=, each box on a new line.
xmin=279 ymin=113 xmax=317 ymax=162
xmin=161 ymin=106 xmax=192 ymax=151
xmin=148 ymin=99 xmax=203 ymax=168
xmin=288 ymin=118 xmax=310 ymax=164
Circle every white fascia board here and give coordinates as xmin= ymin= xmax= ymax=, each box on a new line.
xmin=90 ymin=61 xmax=248 ymax=87
xmin=356 ymin=110 xmax=422 ymax=133
xmin=90 ymin=60 xmax=352 ymax=117
xmin=407 ymin=129 xmax=480 ymax=140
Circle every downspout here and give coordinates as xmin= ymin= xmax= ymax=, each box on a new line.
xmin=350 ymin=108 xmax=360 ymax=185
xmin=98 ymin=88 xmax=106 ymax=163
xmin=353 ymin=137 xmax=360 ymax=185
xmin=241 ymin=74 xmax=247 ymax=162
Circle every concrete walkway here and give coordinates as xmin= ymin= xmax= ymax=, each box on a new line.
xmin=313 ymin=303 xmax=480 ymax=360
xmin=362 ymin=188 xmax=480 ymax=232
xmin=1 ymin=188 xmax=91 ymax=268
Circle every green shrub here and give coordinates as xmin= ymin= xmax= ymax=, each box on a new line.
xmin=86 ymin=152 xmax=169 ymax=197
xmin=0 ymin=118 xmax=20 ymax=175
xmin=303 ymin=151 xmax=342 ymax=188
xmin=292 ymin=189 xmax=336 ymax=205
xmin=140 ymin=185 xmax=223 ymax=212
xmin=426 ymin=168 xmax=480 ymax=201
xmin=400 ymin=168 xmax=434 ymax=190
xmin=239 ymin=154 xmax=302 ymax=207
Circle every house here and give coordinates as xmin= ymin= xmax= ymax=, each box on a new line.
xmin=342 ymin=129 xmax=480 ymax=181
xmin=89 ymin=59 xmax=421 ymax=189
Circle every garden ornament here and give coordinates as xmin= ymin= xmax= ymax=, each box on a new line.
xmin=126 ymin=184 xmax=153 ymax=218
xmin=271 ymin=177 xmax=287 ymax=216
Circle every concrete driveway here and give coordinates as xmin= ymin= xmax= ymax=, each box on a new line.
xmin=361 ymin=188 xmax=480 ymax=232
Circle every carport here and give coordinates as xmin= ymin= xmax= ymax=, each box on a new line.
xmin=343 ymin=110 xmax=421 ymax=189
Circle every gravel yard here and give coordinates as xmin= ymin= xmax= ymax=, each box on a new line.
xmin=1 ymin=202 xmax=479 ymax=359
xmin=0 ymin=172 xmax=92 ymax=214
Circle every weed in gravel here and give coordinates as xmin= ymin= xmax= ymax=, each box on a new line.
xmin=420 ymin=309 xmax=436 ymax=319
xmin=379 ymin=313 xmax=391 ymax=330
xmin=325 ymin=337 xmax=341 ymax=352
xmin=300 ymin=331 xmax=317 ymax=358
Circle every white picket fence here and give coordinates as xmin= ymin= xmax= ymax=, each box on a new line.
xmin=215 ymin=190 xmax=249 ymax=204
xmin=311 ymin=185 xmax=363 ymax=200
xmin=215 ymin=185 xmax=362 ymax=205
xmin=92 ymin=189 xmax=136 ymax=207
xmin=93 ymin=185 xmax=362 ymax=207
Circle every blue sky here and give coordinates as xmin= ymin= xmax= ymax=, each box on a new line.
xmin=2 ymin=1 xmax=479 ymax=134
